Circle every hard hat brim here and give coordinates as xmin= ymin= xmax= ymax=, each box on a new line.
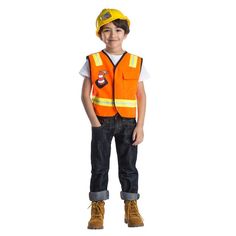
xmin=96 ymin=9 xmax=130 ymax=36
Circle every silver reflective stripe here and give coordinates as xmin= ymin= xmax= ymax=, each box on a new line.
xmin=129 ymin=54 xmax=138 ymax=68
xmin=92 ymin=53 xmax=103 ymax=66
xmin=115 ymin=99 xmax=136 ymax=108
xmin=92 ymin=96 xmax=115 ymax=107
xmin=92 ymin=96 xmax=136 ymax=108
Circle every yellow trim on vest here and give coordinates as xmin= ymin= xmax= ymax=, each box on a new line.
xmin=129 ymin=54 xmax=138 ymax=68
xmin=92 ymin=96 xmax=137 ymax=108
xmin=92 ymin=53 xmax=103 ymax=66
xmin=115 ymin=99 xmax=137 ymax=108
xmin=92 ymin=96 xmax=115 ymax=107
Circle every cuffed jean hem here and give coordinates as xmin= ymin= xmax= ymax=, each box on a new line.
xmin=120 ymin=191 xmax=140 ymax=200
xmin=89 ymin=190 xmax=109 ymax=201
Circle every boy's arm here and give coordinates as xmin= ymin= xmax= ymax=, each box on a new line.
xmin=81 ymin=77 xmax=101 ymax=127
xmin=132 ymin=81 xmax=146 ymax=145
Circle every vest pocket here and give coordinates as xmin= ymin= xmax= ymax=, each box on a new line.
xmin=122 ymin=75 xmax=139 ymax=80
xmin=122 ymin=72 xmax=139 ymax=80
xmin=122 ymin=72 xmax=139 ymax=96
xmin=123 ymin=77 xmax=138 ymax=80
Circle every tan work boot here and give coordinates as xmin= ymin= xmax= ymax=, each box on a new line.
xmin=87 ymin=201 xmax=105 ymax=229
xmin=124 ymin=200 xmax=144 ymax=227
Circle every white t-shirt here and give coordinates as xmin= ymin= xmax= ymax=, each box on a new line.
xmin=79 ymin=51 xmax=150 ymax=82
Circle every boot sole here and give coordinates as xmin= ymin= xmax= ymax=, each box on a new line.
xmin=87 ymin=226 xmax=103 ymax=229
xmin=124 ymin=219 xmax=144 ymax=227
xmin=128 ymin=223 xmax=144 ymax=227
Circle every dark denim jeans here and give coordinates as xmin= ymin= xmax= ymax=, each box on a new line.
xmin=89 ymin=114 xmax=140 ymax=201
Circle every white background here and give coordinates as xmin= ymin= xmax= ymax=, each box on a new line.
xmin=0 ymin=0 xmax=236 ymax=235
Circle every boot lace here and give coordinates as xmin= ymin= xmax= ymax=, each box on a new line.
xmin=88 ymin=201 xmax=104 ymax=217
xmin=126 ymin=200 xmax=143 ymax=220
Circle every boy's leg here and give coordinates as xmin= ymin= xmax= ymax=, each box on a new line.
xmin=88 ymin=119 xmax=113 ymax=229
xmin=115 ymin=117 xmax=139 ymax=198
xmin=89 ymin=122 xmax=113 ymax=201
xmin=115 ymin=117 xmax=144 ymax=227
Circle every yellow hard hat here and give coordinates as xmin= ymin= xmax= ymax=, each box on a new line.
xmin=96 ymin=8 xmax=130 ymax=36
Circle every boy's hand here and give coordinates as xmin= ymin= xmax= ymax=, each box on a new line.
xmin=91 ymin=120 xmax=101 ymax=128
xmin=132 ymin=125 xmax=144 ymax=145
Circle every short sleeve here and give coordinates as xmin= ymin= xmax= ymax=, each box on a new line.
xmin=79 ymin=60 xmax=90 ymax=78
xmin=139 ymin=63 xmax=150 ymax=82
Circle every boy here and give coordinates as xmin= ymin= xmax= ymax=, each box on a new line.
xmin=80 ymin=8 xmax=148 ymax=229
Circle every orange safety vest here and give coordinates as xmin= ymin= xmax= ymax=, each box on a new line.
xmin=87 ymin=50 xmax=142 ymax=118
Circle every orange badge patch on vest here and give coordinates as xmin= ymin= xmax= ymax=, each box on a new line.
xmin=95 ymin=70 xmax=108 ymax=88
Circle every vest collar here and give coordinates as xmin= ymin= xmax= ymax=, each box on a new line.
xmin=101 ymin=50 xmax=127 ymax=69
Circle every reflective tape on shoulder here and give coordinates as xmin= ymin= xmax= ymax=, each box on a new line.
xmin=129 ymin=54 xmax=138 ymax=68
xmin=92 ymin=53 xmax=103 ymax=66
